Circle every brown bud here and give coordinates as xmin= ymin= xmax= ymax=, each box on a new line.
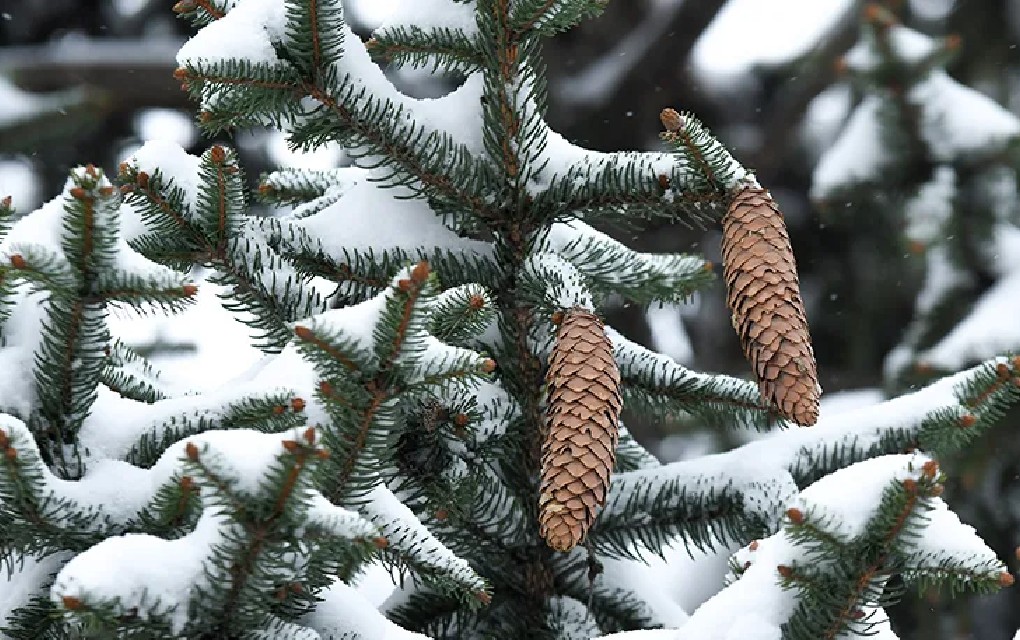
xmin=303 ymin=427 xmax=316 ymax=444
xmin=315 ymin=448 xmax=330 ymax=460
xmin=410 ymin=260 xmax=430 ymax=284
xmin=659 ymin=108 xmax=683 ymax=133
xmin=61 ymin=596 xmax=84 ymax=610
xmin=172 ymin=0 xmax=196 ymax=14
xmin=657 ymin=174 xmax=670 ymax=190
xmin=373 ymin=536 xmax=389 ymax=549
xmin=209 ymin=145 xmax=227 ymax=164
xmin=258 ymin=183 xmax=274 ymax=196
xmin=180 ymin=475 xmax=194 ymax=491
xmin=476 ymin=591 xmax=492 ymax=605
xmin=185 ymin=441 xmax=199 ymax=461
xmin=550 ymin=311 xmax=565 ymax=325
xmin=10 ymin=254 xmax=27 ymax=269
xmin=997 ymin=363 xmax=1010 ymax=379
xmin=786 ymin=508 xmax=804 ymax=524
xmin=173 ymin=67 xmax=190 ymax=80
xmin=959 ymin=414 xmax=977 ymax=428
xmin=777 ymin=565 xmax=794 ymax=579
xmin=481 ymin=359 xmax=496 ymax=373
xmin=468 ymin=294 xmax=486 ymax=310
xmin=183 ymin=284 xmax=198 ymax=297
xmin=319 ymin=381 xmax=333 ymax=396
xmin=453 ymin=413 xmax=470 ymax=427
xmin=291 ymin=397 xmax=306 ymax=412
xmin=397 ymin=279 xmax=412 ymax=292
xmin=434 ymin=508 xmax=449 ymax=521
xmin=272 ymin=405 xmax=286 ymax=416
xmin=902 ymin=478 xmax=917 ymax=493
xmin=921 ymin=460 xmax=939 ymax=479
xmin=136 ymin=171 xmax=149 ymax=188
xmin=294 ymin=326 xmax=314 ymax=341
xmin=98 ymin=186 xmax=115 ymax=198
xmin=929 ymin=484 xmax=945 ymax=497
xmin=282 ymin=440 xmax=299 ymax=452
xmin=69 ymin=187 xmax=88 ymax=200
xmin=4 ymin=447 xmax=16 ymax=462
xmin=120 ymin=184 xmax=134 ymax=195
xmin=749 ymin=540 xmax=759 ymax=551
xmin=1000 ymin=572 xmax=1015 ymax=587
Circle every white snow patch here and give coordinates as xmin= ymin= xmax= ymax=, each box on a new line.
xmin=812 ymin=96 xmax=890 ymax=198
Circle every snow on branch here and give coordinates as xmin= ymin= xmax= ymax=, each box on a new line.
xmin=674 ymin=454 xmax=1006 ymax=640
xmin=543 ymin=220 xmax=713 ymax=305
xmin=361 ymin=485 xmax=489 ymax=602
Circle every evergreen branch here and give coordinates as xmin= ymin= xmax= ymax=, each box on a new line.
xmin=530 ymin=154 xmax=726 ymax=228
xmin=367 ymin=27 xmax=484 ymax=75
xmin=98 ymin=278 xmax=197 ymax=314
xmin=591 ymin=464 xmax=792 ymax=560
xmin=101 ymin=340 xmax=170 ymax=404
xmin=362 ymin=485 xmax=489 ymax=602
xmin=512 ymin=0 xmax=609 ymax=37
xmin=303 ymin=81 xmax=499 ymax=221
xmin=0 ymin=418 xmax=119 ymax=556
xmin=172 ymin=0 xmax=226 ymax=26
xmin=429 ymin=284 xmax=496 ymax=348
xmin=609 ymin=327 xmax=781 ymax=430
xmin=0 ymin=195 xmax=14 ymax=243
xmin=2 ymin=246 xmax=78 ymax=297
xmin=257 ymin=167 xmax=359 ymax=206
xmin=124 ymin=393 xmax=307 ymax=469
xmin=659 ymin=110 xmax=744 ymax=196
xmin=182 ymin=434 xmax=327 ymax=633
xmin=544 ymin=220 xmax=714 ymax=304
xmin=280 ymin=239 xmax=499 ymax=308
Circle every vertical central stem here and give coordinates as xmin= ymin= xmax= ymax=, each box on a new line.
xmin=488 ymin=0 xmax=556 ymax=628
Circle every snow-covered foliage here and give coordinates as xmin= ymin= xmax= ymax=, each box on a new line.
xmin=2 ymin=1 xmax=1018 ymax=639
xmin=812 ymin=8 xmax=1020 ymax=389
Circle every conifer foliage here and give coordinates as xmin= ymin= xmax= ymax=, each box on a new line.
xmin=812 ymin=2 xmax=1020 ymax=391
xmin=1 ymin=1 xmax=1019 ymax=639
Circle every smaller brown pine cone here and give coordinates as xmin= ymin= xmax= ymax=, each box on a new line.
xmin=722 ymin=186 xmax=819 ymax=426
xmin=539 ymin=308 xmax=622 ymax=552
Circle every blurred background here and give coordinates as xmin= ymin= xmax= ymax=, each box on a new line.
xmin=3 ymin=0 xmax=1020 ymax=637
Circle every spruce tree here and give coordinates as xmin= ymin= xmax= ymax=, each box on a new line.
xmin=2 ymin=1 xmax=1019 ymax=638
xmin=812 ymin=3 xmax=1020 ymax=393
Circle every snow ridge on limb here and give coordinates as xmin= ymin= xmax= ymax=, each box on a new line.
xmin=120 ymin=141 xmax=329 ymax=353
xmin=682 ymin=454 xmax=1006 ymax=640
xmin=592 ymin=454 xmax=1007 ymax=640
xmin=0 ymin=166 xmax=197 ymax=478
